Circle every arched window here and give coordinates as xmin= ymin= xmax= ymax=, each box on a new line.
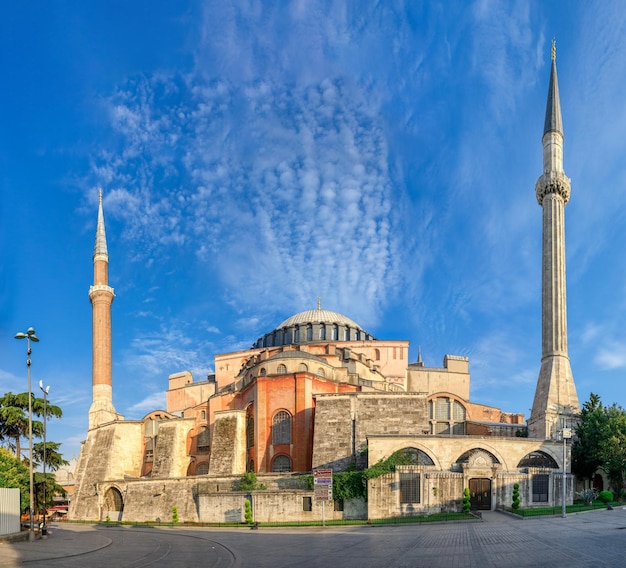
xmin=197 ymin=427 xmax=210 ymax=454
xmin=246 ymin=407 xmax=255 ymax=449
xmin=294 ymin=328 xmax=300 ymax=343
xmin=298 ymin=363 xmax=308 ymax=372
xmin=201 ymin=410 xmax=206 ymax=420
xmin=259 ymin=368 xmax=267 ymax=376
xmin=429 ymin=396 xmax=466 ymax=435
xmin=277 ymin=363 xmax=287 ymax=374
xmin=332 ymin=325 xmax=338 ymax=340
xmin=396 ymin=447 xmax=435 ymax=466
xmin=517 ymin=451 xmax=559 ymax=469
xmin=374 ymin=348 xmax=380 ymax=361
xmin=272 ymin=410 xmax=292 ymax=445
xmin=196 ymin=462 xmax=209 ymax=475
xmin=317 ymin=368 xmax=325 ymax=377
xmin=272 ymin=454 xmax=292 ymax=472
xmin=320 ymin=326 xmax=326 ymax=340
xmin=356 ymin=330 xmax=361 ymax=341
xmin=307 ymin=324 xmax=313 ymax=341
xmin=344 ymin=328 xmax=349 ymax=341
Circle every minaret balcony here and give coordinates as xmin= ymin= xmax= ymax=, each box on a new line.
xmin=535 ymin=171 xmax=571 ymax=205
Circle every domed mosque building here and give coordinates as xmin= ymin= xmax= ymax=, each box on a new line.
xmin=70 ymin=47 xmax=580 ymax=523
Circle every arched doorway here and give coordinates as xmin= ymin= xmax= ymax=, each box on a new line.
xmin=102 ymin=487 xmax=124 ymax=521
xmin=469 ymin=478 xmax=491 ymax=510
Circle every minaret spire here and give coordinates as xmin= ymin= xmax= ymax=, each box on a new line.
xmin=528 ymin=43 xmax=580 ymax=439
xmin=88 ymin=190 xmax=120 ymax=429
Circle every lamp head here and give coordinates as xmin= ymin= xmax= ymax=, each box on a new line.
xmin=15 ymin=328 xmax=39 ymax=342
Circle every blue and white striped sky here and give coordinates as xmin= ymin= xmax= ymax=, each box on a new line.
xmin=3 ymin=1 xmax=626 ymax=459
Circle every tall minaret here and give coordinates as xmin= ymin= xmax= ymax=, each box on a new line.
xmin=88 ymin=190 xmax=120 ymax=429
xmin=528 ymin=41 xmax=580 ymax=439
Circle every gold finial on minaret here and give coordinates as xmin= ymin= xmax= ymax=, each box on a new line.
xmin=551 ymin=38 xmax=556 ymax=61
xmin=317 ymin=297 xmax=321 ymax=310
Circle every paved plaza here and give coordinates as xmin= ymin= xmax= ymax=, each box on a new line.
xmin=3 ymin=509 xmax=626 ymax=567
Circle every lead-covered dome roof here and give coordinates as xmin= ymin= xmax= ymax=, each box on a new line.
xmin=276 ymin=309 xmax=364 ymax=331
xmin=253 ymin=307 xmax=375 ymax=348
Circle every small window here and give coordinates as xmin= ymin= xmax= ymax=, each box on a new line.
xmin=201 ymin=410 xmax=206 ymax=420
xmin=298 ymin=363 xmax=308 ymax=372
xmin=246 ymin=412 xmax=255 ymax=449
xmin=317 ymin=368 xmax=325 ymax=377
xmin=303 ymin=496 xmax=312 ymax=511
xmin=277 ymin=363 xmax=287 ymax=374
xmin=260 ymin=368 xmax=267 ymax=376
xmin=332 ymin=325 xmax=338 ymax=340
xmin=294 ymin=328 xmax=300 ymax=343
xmin=320 ymin=326 xmax=326 ymax=340
xmin=272 ymin=454 xmax=292 ymax=472
xmin=307 ymin=325 xmax=313 ymax=341
xmin=197 ymin=427 xmax=210 ymax=454
xmin=144 ymin=438 xmax=154 ymax=463
xmin=196 ymin=462 xmax=209 ymax=475
xmin=374 ymin=348 xmax=380 ymax=361
xmin=400 ymin=473 xmax=420 ymax=504
xmin=532 ymin=474 xmax=549 ymax=502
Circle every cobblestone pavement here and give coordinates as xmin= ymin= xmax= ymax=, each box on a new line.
xmin=3 ymin=508 xmax=626 ymax=567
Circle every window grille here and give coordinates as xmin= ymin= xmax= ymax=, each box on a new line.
xmin=196 ymin=462 xmax=209 ymax=475
xmin=197 ymin=427 xmax=210 ymax=454
xmin=277 ymin=364 xmax=287 ymax=374
xmin=272 ymin=454 xmax=292 ymax=472
xmin=272 ymin=411 xmax=292 ymax=444
xmin=303 ymin=496 xmax=312 ymax=511
xmin=246 ymin=412 xmax=254 ymax=448
xmin=532 ymin=474 xmax=549 ymax=502
xmin=435 ymin=398 xmax=450 ymax=420
xmin=400 ymin=473 xmax=420 ymax=504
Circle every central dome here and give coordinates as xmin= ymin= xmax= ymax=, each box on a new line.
xmin=252 ymin=307 xmax=375 ymax=348
xmin=277 ymin=309 xmax=364 ymax=331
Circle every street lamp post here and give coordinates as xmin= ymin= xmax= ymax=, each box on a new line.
xmin=14 ymin=327 xmax=39 ymax=542
xmin=39 ymin=380 xmax=50 ymax=536
xmin=561 ymin=426 xmax=572 ymax=519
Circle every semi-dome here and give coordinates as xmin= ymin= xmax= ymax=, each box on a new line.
xmin=253 ymin=307 xmax=376 ymax=349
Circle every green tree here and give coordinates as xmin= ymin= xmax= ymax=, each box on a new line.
xmin=0 ymin=447 xmax=30 ymax=511
xmin=33 ymin=441 xmax=69 ymax=472
xmin=572 ymin=394 xmax=626 ymax=495
xmin=598 ymin=404 xmax=626 ymax=494
xmin=0 ymin=392 xmax=62 ymax=460
xmin=572 ymin=393 xmax=605 ymax=486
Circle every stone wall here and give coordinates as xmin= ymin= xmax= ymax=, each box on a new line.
xmin=312 ymin=392 xmax=429 ymax=471
xmin=151 ymin=420 xmax=192 ymax=478
xmin=70 ymin=421 xmax=143 ymax=520
xmin=209 ymin=410 xmax=246 ymax=475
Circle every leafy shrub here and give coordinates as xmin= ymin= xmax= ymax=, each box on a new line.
xmin=172 ymin=505 xmax=179 ymax=523
xmin=237 ymin=472 xmax=266 ymax=491
xmin=512 ymin=483 xmax=520 ymax=510
xmin=576 ymin=488 xmax=597 ymax=506
xmin=244 ymin=499 xmax=253 ymax=523
xmin=598 ymin=490 xmax=614 ymax=503
xmin=462 ymin=488 xmax=471 ymax=513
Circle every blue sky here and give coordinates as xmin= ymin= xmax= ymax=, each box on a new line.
xmin=3 ymin=1 xmax=626 ymax=461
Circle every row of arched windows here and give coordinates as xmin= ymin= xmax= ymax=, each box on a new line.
xmin=392 ymin=446 xmax=559 ymax=469
xmin=259 ymin=364 xmax=327 ymax=377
